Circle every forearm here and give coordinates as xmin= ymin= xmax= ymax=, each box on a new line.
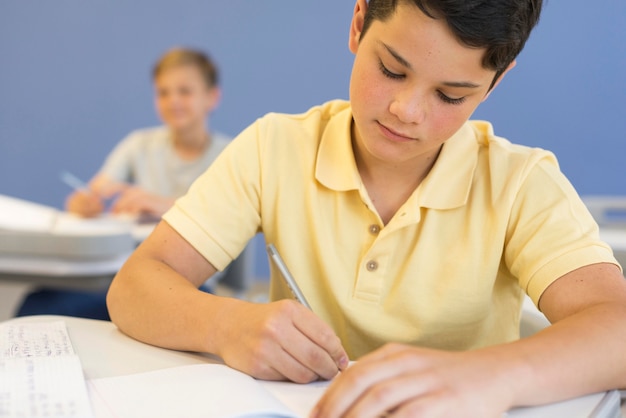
xmin=492 ymin=302 xmax=626 ymax=408
xmin=107 ymin=251 xmax=349 ymax=383
xmin=107 ymin=254 xmax=237 ymax=354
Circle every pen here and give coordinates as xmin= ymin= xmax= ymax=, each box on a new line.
xmin=266 ymin=243 xmax=312 ymax=310
xmin=60 ymin=171 xmax=89 ymax=192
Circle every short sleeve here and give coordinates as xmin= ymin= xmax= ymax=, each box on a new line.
xmin=97 ymin=132 xmax=139 ymax=183
xmin=504 ymin=155 xmax=619 ymax=305
xmin=162 ymin=121 xmax=263 ymax=270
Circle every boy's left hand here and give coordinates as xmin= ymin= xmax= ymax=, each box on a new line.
xmin=111 ymin=186 xmax=174 ymax=217
xmin=311 ymin=342 xmax=512 ymax=418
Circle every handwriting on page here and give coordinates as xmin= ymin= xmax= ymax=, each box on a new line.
xmin=0 ymin=321 xmax=74 ymax=358
xmin=0 ymin=321 xmax=93 ymax=418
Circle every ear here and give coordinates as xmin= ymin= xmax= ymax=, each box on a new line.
xmin=482 ymin=60 xmax=517 ymax=102
xmin=205 ymin=86 xmax=221 ymax=113
xmin=349 ymin=0 xmax=368 ymax=54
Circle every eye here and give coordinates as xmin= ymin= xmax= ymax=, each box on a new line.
xmin=378 ymin=59 xmax=404 ymax=80
xmin=437 ymin=91 xmax=466 ymax=105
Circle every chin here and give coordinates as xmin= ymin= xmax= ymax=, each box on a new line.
xmin=165 ymin=120 xmax=190 ymax=129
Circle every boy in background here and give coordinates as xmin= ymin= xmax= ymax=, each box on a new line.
xmin=67 ymin=47 xmax=229 ymax=218
xmin=18 ymin=48 xmax=230 ymax=319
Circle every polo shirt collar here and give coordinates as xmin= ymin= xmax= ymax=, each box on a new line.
xmin=315 ymin=105 xmax=361 ymax=191
xmin=417 ymin=121 xmax=480 ymax=210
xmin=315 ymin=105 xmax=481 ymax=210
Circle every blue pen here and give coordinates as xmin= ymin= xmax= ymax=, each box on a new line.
xmin=60 ymin=171 xmax=89 ymax=192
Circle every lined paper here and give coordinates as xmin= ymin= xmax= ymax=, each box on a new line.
xmin=0 ymin=321 xmax=93 ymax=418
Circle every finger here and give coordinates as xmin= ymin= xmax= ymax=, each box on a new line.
xmin=110 ymin=197 xmax=126 ymax=214
xmin=111 ymin=193 xmax=139 ymax=214
xmin=278 ymin=330 xmax=343 ymax=383
xmin=99 ymin=181 xmax=130 ymax=198
xmin=292 ymin=308 xmax=349 ymax=376
xmin=311 ymin=359 xmax=389 ymax=417
xmin=337 ymin=373 xmax=440 ymax=418
xmin=225 ymin=323 xmax=320 ymax=383
xmin=390 ymin=392 xmax=456 ymax=418
xmin=115 ymin=189 xmax=156 ymax=215
xmin=71 ymin=192 xmax=104 ymax=217
xmin=269 ymin=345 xmax=321 ymax=383
xmin=263 ymin=310 xmax=331 ymax=382
xmin=234 ymin=347 xmax=318 ymax=383
xmin=312 ymin=352 xmax=423 ymax=418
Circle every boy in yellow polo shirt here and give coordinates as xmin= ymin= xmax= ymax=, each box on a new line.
xmin=107 ymin=0 xmax=626 ymax=416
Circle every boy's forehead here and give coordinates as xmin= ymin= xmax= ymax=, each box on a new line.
xmin=373 ymin=2 xmax=456 ymax=43
xmin=367 ymin=3 xmax=494 ymax=80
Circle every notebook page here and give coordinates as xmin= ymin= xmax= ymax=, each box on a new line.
xmin=51 ymin=213 xmax=135 ymax=236
xmin=0 ymin=321 xmax=74 ymax=357
xmin=0 ymin=321 xmax=94 ymax=418
xmin=0 ymin=194 xmax=58 ymax=232
xmin=88 ymin=363 xmax=299 ymax=418
xmin=260 ymin=379 xmax=330 ymax=417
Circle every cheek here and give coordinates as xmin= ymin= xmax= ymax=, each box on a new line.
xmin=155 ymin=99 xmax=167 ymax=115
xmin=427 ymin=103 xmax=475 ymax=141
xmin=350 ymin=65 xmax=387 ymax=112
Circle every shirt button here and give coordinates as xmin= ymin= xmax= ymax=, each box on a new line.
xmin=368 ymin=224 xmax=380 ymax=234
xmin=366 ymin=260 xmax=378 ymax=271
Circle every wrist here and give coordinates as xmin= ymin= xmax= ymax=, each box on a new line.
xmin=200 ymin=295 xmax=247 ymax=357
xmin=474 ymin=343 xmax=535 ymax=411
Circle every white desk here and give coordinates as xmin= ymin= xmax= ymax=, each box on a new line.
xmin=0 ymin=217 xmax=253 ymax=295
xmin=3 ymin=315 xmax=219 ymax=380
xmin=0 ymin=214 xmax=149 ymax=291
xmin=0 ymin=252 xmax=131 ymax=291
xmin=2 ymin=315 xmax=622 ymax=418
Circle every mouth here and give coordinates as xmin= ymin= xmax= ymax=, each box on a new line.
xmin=377 ymin=122 xmax=417 ymax=142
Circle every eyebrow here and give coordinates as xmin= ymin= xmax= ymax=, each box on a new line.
xmin=381 ymin=42 xmax=482 ymax=89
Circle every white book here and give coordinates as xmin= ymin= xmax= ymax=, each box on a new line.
xmin=87 ymin=363 xmax=620 ymax=418
xmin=88 ymin=363 xmax=322 ymax=418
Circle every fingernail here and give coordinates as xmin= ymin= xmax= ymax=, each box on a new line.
xmin=338 ymin=355 xmax=349 ymax=370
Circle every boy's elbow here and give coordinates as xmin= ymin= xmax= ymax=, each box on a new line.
xmin=106 ymin=273 xmax=131 ymax=329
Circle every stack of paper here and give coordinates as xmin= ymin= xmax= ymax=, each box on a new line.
xmin=0 ymin=321 xmax=94 ymax=418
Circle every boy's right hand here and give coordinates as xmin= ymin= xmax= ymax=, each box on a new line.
xmin=216 ymin=299 xmax=349 ymax=383
xmin=65 ymin=190 xmax=104 ymax=218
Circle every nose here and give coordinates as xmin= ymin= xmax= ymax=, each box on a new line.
xmin=162 ymin=93 xmax=183 ymax=110
xmin=389 ymin=89 xmax=426 ymax=125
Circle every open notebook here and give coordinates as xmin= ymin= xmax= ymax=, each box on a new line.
xmin=88 ymin=364 xmax=327 ymax=418
xmin=86 ymin=363 xmax=621 ymax=418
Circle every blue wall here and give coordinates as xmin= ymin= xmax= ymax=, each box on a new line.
xmin=1 ymin=1 xmax=625 ymax=278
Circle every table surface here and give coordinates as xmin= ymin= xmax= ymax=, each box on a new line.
xmin=2 ymin=315 xmax=624 ymax=418
xmin=4 ymin=315 xmax=219 ymax=380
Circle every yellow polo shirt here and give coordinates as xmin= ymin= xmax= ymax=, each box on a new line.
xmin=164 ymin=100 xmax=619 ymax=359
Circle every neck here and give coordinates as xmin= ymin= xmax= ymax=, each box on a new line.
xmin=171 ymin=124 xmax=211 ymax=160
xmin=352 ymin=140 xmax=440 ymax=193
xmin=351 ymin=129 xmax=441 ymax=225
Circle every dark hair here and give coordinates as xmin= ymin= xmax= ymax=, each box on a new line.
xmin=152 ymin=47 xmax=219 ymax=88
xmin=361 ymin=0 xmax=542 ymax=86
